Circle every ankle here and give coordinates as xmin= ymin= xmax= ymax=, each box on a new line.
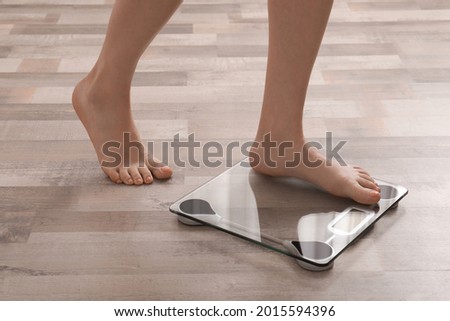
xmin=79 ymin=70 xmax=131 ymax=108
xmin=255 ymin=127 xmax=305 ymax=147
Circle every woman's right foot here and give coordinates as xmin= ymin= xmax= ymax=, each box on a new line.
xmin=72 ymin=76 xmax=173 ymax=185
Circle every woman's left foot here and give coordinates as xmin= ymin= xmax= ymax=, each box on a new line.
xmin=250 ymin=135 xmax=381 ymax=205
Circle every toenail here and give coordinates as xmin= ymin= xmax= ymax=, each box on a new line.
xmin=160 ymin=166 xmax=171 ymax=173
xmin=116 ymin=180 xmax=122 ymax=184
xmin=128 ymin=179 xmax=133 ymax=184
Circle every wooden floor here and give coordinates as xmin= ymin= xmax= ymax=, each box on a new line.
xmin=1 ymin=0 xmax=450 ymax=300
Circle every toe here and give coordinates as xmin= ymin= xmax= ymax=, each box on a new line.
xmin=354 ymin=167 xmax=371 ymax=177
xmin=151 ymin=165 xmax=173 ymax=180
xmin=138 ymin=166 xmax=153 ymax=184
xmin=129 ymin=167 xmax=144 ymax=185
xmin=359 ymin=174 xmax=380 ymax=192
xmin=358 ymin=173 xmax=375 ymax=183
xmin=147 ymin=158 xmax=173 ymax=180
xmin=103 ymin=167 xmax=122 ymax=184
xmin=119 ymin=168 xmax=134 ymax=185
xmin=350 ymin=183 xmax=381 ymax=205
xmin=357 ymin=176 xmax=380 ymax=191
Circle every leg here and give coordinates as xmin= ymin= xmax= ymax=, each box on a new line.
xmin=72 ymin=0 xmax=182 ymax=185
xmin=251 ymin=0 xmax=381 ymax=204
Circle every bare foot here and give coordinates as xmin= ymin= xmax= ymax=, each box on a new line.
xmin=72 ymin=76 xmax=172 ymax=185
xmin=250 ymin=135 xmax=381 ymax=205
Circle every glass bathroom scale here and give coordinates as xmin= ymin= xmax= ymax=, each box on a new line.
xmin=169 ymin=159 xmax=408 ymax=271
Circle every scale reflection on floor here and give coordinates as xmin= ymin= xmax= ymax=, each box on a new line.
xmin=170 ymin=159 xmax=408 ymax=271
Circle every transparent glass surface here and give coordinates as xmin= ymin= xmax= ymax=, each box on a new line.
xmin=170 ymin=159 xmax=408 ymax=268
